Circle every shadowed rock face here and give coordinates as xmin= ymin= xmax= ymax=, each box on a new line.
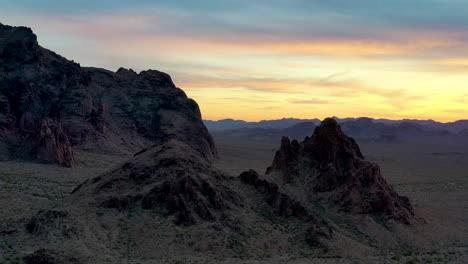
xmin=240 ymin=169 xmax=308 ymax=219
xmin=239 ymin=169 xmax=333 ymax=247
xmin=73 ymin=139 xmax=241 ymax=225
xmin=0 ymin=23 xmax=216 ymax=166
xmin=266 ymin=118 xmax=414 ymax=223
xmin=34 ymin=119 xmax=75 ymax=167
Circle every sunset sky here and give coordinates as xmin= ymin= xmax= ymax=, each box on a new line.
xmin=1 ymin=0 xmax=467 ymax=122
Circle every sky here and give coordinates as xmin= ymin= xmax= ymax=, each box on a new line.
xmin=1 ymin=0 xmax=467 ymax=122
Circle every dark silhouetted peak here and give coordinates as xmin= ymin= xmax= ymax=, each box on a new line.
xmin=0 ymin=24 xmax=39 ymax=64
xmin=138 ymin=69 xmax=176 ymax=88
xmin=0 ymin=23 xmax=217 ymax=166
xmin=265 ymin=136 xmax=298 ymax=182
xmin=312 ymin=118 xmax=349 ymax=142
xmin=306 ymin=117 xmax=364 ymax=162
xmin=266 ymin=118 xmax=414 ymax=223
xmin=312 ymin=118 xmax=343 ymax=142
xmin=115 ymin=67 xmax=137 ymax=79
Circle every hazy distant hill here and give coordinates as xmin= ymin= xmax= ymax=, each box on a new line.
xmin=207 ymin=117 xmax=468 ymax=142
xmin=205 ymin=117 xmax=468 ymax=133
xmin=204 ymin=118 xmax=321 ymax=131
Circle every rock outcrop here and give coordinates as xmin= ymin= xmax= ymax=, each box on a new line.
xmin=239 ymin=169 xmax=332 ymax=247
xmin=266 ymin=118 xmax=414 ymax=223
xmin=240 ymin=169 xmax=309 ymax=219
xmin=72 ymin=139 xmax=241 ymax=225
xmin=0 ymin=23 xmax=216 ymax=166
xmin=34 ymin=119 xmax=75 ymax=167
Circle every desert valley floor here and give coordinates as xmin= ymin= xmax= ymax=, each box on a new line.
xmin=1 ymin=135 xmax=467 ymax=263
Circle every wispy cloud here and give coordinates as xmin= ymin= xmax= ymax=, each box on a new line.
xmin=1 ymin=1 xmax=467 ymax=121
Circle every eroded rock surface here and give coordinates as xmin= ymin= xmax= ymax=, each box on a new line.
xmin=73 ymin=139 xmax=241 ymax=225
xmin=34 ymin=119 xmax=75 ymax=167
xmin=239 ymin=169 xmax=332 ymax=247
xmin=0 ymin=23 xmax=216 ymax=166
xmin=266 ymin=118 xmax=414 ymax=223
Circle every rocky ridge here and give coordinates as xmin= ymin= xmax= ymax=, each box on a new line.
xmin=0 ymin=23 xmax=216 ymax=167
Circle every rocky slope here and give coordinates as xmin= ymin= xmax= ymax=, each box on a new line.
xmin=15 ymin=137 xmax=341 ymax=263
xmin=265 ymin=118 xmax=414 ymax=223
xmin=1 ymin=117 xmax=423 ymax=264
xmin=71 ymin=138 xmax=242 ymax=226
xmin=0 ymin=23 xmax=216 ymax=167
xmin=17 ymin=119 xmax=417 ymax=262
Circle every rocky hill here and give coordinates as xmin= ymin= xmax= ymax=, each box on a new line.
xmin=72 ymin=138 xmax=242 ymax=226
xmin=265 ymin=118 xmax=414 ymax=223
xmin=10 ymin=118 xmax=419 ymax=263
xmin=0 ymin=23 xmax=216 ymax=167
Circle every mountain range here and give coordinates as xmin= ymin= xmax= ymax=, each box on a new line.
xmin=205 ymin=117 xmax=468 ymax=142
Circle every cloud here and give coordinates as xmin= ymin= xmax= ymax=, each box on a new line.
xmin=289 ymin=99 xmax=330 ymax=104
xmin=175 ymin=73 xmax=374 ymax=94
xmin=3 ymin=4 xmax=466 ymax=61
xmin=1 ymin=1 xmax=467 ymax=122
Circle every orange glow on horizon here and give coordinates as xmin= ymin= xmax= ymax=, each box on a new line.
xmin=4 ymin=13 xmax=466 ymax=123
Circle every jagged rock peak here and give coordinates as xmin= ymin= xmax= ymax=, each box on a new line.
xmin=307 ymin=117 xmax=364 ymax=160
xmin=265 ymin=137 xmax=299 ymax=182
xmin=266 ymin=117 xmax=415 ymax=223
xmin=115 ymin=67 xmax=137 ymax=78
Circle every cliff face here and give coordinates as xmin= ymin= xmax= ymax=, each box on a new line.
xmin=0 ymin=23 xmax=216 ymax=166
xmin=266 ymin=118 xmax=414 ymax=223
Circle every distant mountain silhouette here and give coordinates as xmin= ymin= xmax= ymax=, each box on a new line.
xmin=207 ymin=117 xmax=468 ymax=142
xmin=204 ymin=118 xmax=321 ymax=131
